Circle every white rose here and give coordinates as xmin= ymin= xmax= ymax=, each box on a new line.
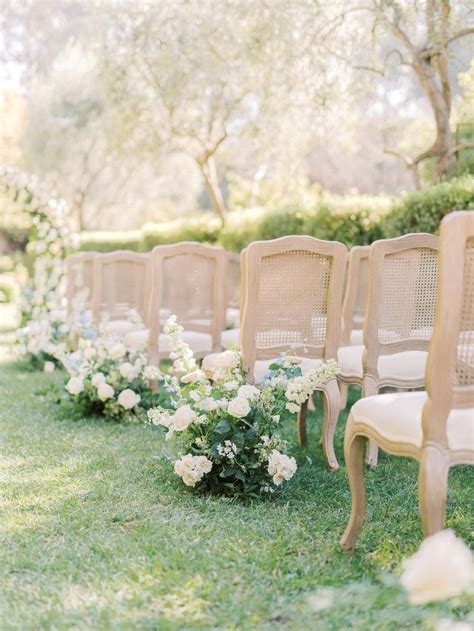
xmin=181 ymin=370 xmax=205 ymax=384
xmin=110 ymin=343 xmax=126 ymax=360
xmin=224 ymin=380 xmax=240 ymax=391
xmin=117 ymin=388 xmax=141 ymax=410
xmin=400 ymin=530 xmax=473 ymax=605
xmin=215 ymin=350 xmax=240 ymax=370
xmin=237 ymin=384 xmax=260 ymax=399
xmin=97 ymin=382 xmax=114 ymax=402
xmin=119 ymin=362 xmax=136 ymax=379
xmin=91 ymin=372 xmax=106 ymax=387
xmin=43 ymin=361 xmax=55 ymax=373
xmin=84 ymin=347 xmax=97 ymax=359
xmin=172 ymin=404 xmax=197 ymax=431
xmin=66 ymin=376 xmax=84 ymax=395
xmin=227 ymin=396 xmax=251 ymax=418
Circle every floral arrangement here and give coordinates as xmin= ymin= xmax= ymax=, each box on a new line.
xmin=1 ymin=166 xmax=79 ymax=368
xmin=58 ymin=316 xmax=159 ymax=421
xmin=147 ymin=316 xmax=338 ymax=498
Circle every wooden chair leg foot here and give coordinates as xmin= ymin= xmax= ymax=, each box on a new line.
xmin=340 ymin=426 xmax=367 ymax=550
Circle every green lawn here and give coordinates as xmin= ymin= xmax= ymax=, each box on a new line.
xmin=0 ymin=309 xmax=472 ymax=630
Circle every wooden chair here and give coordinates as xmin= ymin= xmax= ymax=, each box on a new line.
xmin=240 ymin=236 xmax=347 ymax=470
xmin=144 ymin=242 xmax=228 ymax=364
xmin=66 ymin=252 xmax=96 ymax=316
xmin=337 ymin=234 xmax=439 ymax=465
xmin=91 ymin=251 xmax=151 ymax=334
xmin=341 ymin=246 xmax=370 ymax=347
xmin=341 ymin=212 xmax=474 ymax=549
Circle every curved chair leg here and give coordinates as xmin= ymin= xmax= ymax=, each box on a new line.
xmin=321 ymin=378 xmax=341 ymax=471
xmin=297 ymin=398 xmax=309 ymax=449
xmin=419 ymin=445 xmax=449 ymax=537
xmin=340 ymin=423 xmax=367 ymax=550
xmin=362 ymin=376 xmax=379 ymax=467
xmin=339 ymin=383 xmax=349 ymax=410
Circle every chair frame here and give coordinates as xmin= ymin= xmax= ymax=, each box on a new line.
xmin=338 ymin=233 xmax=439 ymax=465
xmin=341 ymin=212 xmax=474 ymax=549
xmin=227 ymin=252 xmax=241 ymax=310
xmin=91 ymin=250 xmax=151 ymax=324
xmin=66 ymin=251 xmax=97 ymax=316
xmin=341 ymin=245 xmax=370 ymax=346
xmin=148 ymin=242 xmax=228 ymax=363
xmin=240 ymin=236 xmax=347 ymax=470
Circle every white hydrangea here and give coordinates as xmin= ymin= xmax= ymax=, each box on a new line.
xmin=267 ymin=450 xmax=297 ymax=485
xmin=174 ymin=454 xmax=213 ymax=487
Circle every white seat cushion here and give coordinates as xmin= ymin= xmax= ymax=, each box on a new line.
xmin=349 ymin=329 xmax=363 ymax=346
xmin=221 ymin=328 xmax=240 ymax=349
xmin=125 ymin=329 xmax=213 ymax=354
xmin=351 ymin=391 xmax=474 ymax=451
xmin=102 ymin=319 xmax=137 ymax=335
xmin=337 ymin=345 xmax=428 ymax=381
xmin=226 ymin=307 xmax=240 ymax=329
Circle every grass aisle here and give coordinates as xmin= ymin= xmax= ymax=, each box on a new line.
xmin=0 ymin=312 xmax=472 ymax=630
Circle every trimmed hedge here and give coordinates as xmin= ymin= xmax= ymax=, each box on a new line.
xmin=77 ymin=176 xmax=474 ymax=253
xmin=79 ymin=230 xmax=144 ymax=253
xmin=385 ymin=175 xmax=474 ymax=236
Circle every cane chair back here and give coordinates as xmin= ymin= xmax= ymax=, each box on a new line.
xmin=91 ymin=251 xmax=151 ymax=323
xmin=66 ymin=252 xmax=96 ymax=315
xmin=227 ymin=252 xmax=241 ymax=309
xmin=149 ymin=242 xmax=227 ymax=352
xmin=241 ymin=236 xmax=347 ymax=376
xmin=425 ymin=211 xmax=474 ymax=448
xmin=363 ymin=234 xmax=439 ymax=380
xmin=342 ymin=246 xmax=370 ymax=344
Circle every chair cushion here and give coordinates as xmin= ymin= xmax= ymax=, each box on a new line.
xmin=221 ymin=328 xmax=240 ymax=349
xmin=337 ymin=345 xmax=428 ymax=381
xmin=351 ymin=391 xmax=474 ymax=451
xmin=349 ymin=329 xmax=363 ymax=346
xmin=102 ymin=319 xmax=137 ymax=335
xmin=226 ymin=307 xmax=240 ymax=329
xmin=125 ymin=329 xmax=213 ymax=354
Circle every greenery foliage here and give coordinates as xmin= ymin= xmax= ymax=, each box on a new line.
xmin=385 ymin=175 xmax=474 ymax=237
xmin=74 ymin=177 xmax=474 ymax=254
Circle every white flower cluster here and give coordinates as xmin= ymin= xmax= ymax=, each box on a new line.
xmin=267 ymin=450 xmax=297 ymax=485
xmin=285 ymin=360 xmax=339 ymax=413
xmin=174 ymin=454 xmax=213 ymax=487
xmin=217 ymin=440 xmax=237 ymax=460
xmin=163 ymin=315 xmax=197 ymax=374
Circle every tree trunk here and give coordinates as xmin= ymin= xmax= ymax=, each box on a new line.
xmin=412 ymin=56 xmax=453 ymax=182
xmin=196 ymin=156 xmax=226 ymax=228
